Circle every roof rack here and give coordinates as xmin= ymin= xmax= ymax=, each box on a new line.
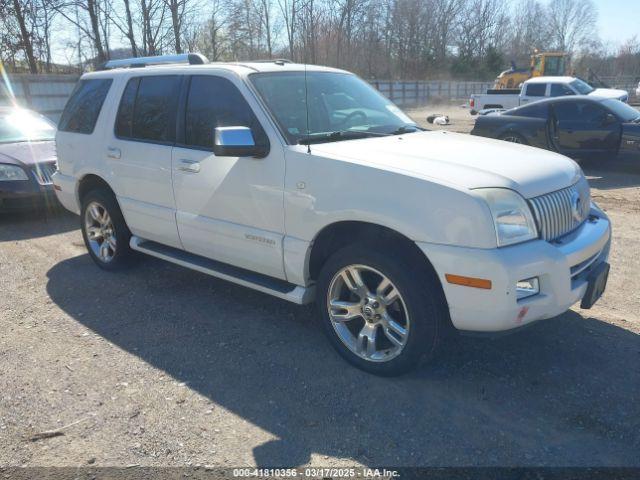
xmin=249 ymin=59 xmax=293 ymax=65
xmin=99 ymin=53 xmax=209 ymax=70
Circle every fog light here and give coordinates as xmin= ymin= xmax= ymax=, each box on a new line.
xmin=516 ymin=277 xmax=539 ymax=300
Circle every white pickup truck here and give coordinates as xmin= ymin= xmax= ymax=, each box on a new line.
xmin=53 ymin=55 xmax=612 ymax=376
xmin=470 ymin=76 xmax=629 ymax=114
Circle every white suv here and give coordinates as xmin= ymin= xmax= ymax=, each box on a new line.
xmin=53 ymin=54 xmax=611 ymax=375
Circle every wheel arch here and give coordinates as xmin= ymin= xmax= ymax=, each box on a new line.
xmin=307 ymin=220 xmax=453 ymax=333
xmin=77 ymin=173 xmax=117 ymax=205
xmin=308 ymin=221 xmax=440 ymax=286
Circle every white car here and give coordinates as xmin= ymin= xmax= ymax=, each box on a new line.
xmin=53 ymin=54 xmax=611 ymax=375
xmin=636 ymin=81 xmax=640 ymax=100
xmin=470 ymin=76 xmax=629 ymax=114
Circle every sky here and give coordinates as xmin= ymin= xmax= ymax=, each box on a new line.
xmin=594 ymin=0 xmax=640 ymax=47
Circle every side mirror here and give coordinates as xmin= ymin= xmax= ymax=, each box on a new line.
xmin=213 ymin=126 xmax=268 ymax=158
xmin=602 ymin=113 xmax=617 ymax=126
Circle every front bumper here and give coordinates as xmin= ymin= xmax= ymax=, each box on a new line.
xmin=418 ymin=205 xmax=611 ymax=332
xmin=0 ymin=179 xmax=57 ymax=211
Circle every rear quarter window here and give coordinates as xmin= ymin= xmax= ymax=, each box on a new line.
xmin=510 ymin=103 xmax=548 ymax=119
xmin=58 ymin=78 xmax=113 ymax=134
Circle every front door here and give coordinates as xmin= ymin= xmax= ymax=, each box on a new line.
xmin=552 ymin=100 xmax=620 ymax=160
xmin=171 ymin=74 xmax=286 ymax=280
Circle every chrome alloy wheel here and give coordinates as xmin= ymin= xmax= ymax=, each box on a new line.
xmin=84 ymin=201 xmax=116 ymax=263
xmin=327 ymin=264 xmax=410 ymax=362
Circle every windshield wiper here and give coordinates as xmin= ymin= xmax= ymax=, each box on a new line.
xmin=388 ymin=124 xmax=423 ymax=135
xmin=298 ymin=130 xmax=389 ymax=145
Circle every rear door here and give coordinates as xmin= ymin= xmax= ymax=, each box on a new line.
xmin=108 ymin=75 xmax=183 ymax=248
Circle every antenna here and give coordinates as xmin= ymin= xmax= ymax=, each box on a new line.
xmin=304 ymin=60 xmax=311 ymax=154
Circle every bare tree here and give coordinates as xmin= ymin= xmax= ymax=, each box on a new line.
xmin=8 ymin=0 xmax=39 ymax=72
xmin=196 ymin=0 xmax=228 ymax=60
xmin=107 ymin=0 xmax=139 ymax=56
xmin=546 ymin=0 xmax=597 ymax=53
xmin=138 ymin=0 xmax=167 ymax=55
xmin=277 ymin=0 xmax=298 ymax=60
xmin=53 ymin=0 xmax=111 ymax=64
xmin=507 ymin=0 xmax=548 ymax=65
xmin=254 ymin=0 xmax=276 ymax=58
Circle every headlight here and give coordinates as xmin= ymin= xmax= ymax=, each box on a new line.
xmin=0 ymin=164 xmax=29 ymax=181
xmin=476 ymin=188 xmax=538 ymax=247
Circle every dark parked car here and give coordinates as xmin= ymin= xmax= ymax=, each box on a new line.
xmin=0 ymin=107 xmax=58 ymax=211
xmin=471 ymin=96 xmax=640 ymax=163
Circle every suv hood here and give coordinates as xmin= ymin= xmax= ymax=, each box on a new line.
xmin=0 ymin=140 xmax=56 ymax=166
xmin=589 ymin=88 xmax=628 ymax=100
xmin=311 ymin=131 xmax=581 ymax=199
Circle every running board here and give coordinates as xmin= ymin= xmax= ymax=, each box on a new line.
xmin=130 ymin=236 xmax=314 ymax=304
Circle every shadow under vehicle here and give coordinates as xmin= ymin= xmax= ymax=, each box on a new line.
xmin=45 ymin=254 xmax=640 ymax=467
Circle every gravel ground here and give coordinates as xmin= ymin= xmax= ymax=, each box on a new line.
xmin=1 ymin=107 xmax=639 ymax=468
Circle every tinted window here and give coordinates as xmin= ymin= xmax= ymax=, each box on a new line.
xmin=550 ymin=84 xmax=574 ymax=97
xmin=553 ymin=102 xmax=581 ymax=122
xmin=525 ymin=83 xmax=546 ymax=97
xmin=185 ymin=76 xmax=266 ymax=149
xmin=570 ymin=79 xmax=595 ymax=95
xmin=580 ymin=103 xmax=607 ymax=123
xmin=510 ymin=103 xmax=548 ymax=119
xmin=59 ymin=79 xmax=112 ymax=134
xmin=129 ymin=76 xmax=181 ymax=143
xmin=115 ymin=78 xmax=139 ymax=137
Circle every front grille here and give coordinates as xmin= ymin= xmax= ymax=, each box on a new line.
xmin=529 ymin=179 xmax=590 ymax=241
xmin=32 ymin=162 xmax=57 ymax=185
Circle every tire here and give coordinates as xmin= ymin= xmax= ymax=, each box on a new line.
xmin=316 ymin=243 xmax=447 ymax=376
xmin=499 ymin=132 xmax=528 ymax=145
xmin=80 ymin=188 xmax=135 ymax=271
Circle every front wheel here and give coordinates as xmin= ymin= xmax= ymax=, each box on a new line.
xmin=316 ymin=244 xmax=447 ymax=376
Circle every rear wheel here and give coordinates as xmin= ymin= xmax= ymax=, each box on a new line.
xmin=81 ymin=189 xmax=135 ymax=270
xmin=316 ymin=243 xmax=447 ymax=376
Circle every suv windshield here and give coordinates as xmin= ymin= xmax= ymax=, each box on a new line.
xmin=0 ymin=109 xmax=56 ymax=143
xmin=570 ymin=79 xmax=595 ymax=95
xmin=249 ymin=71 xmax=418 ymax=144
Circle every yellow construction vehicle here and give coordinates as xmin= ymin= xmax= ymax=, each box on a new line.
xmin=494 ymin=51 xmax=570 ymax=89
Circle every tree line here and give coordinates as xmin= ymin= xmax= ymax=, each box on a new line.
xmin=2 ymin=0 xmax=639 ymax=80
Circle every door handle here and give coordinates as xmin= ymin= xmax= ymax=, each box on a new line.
xmin=107 ymin=147 xmax=121 ymax=159
xmin=177 ymin=159 xmax=200 ymax=173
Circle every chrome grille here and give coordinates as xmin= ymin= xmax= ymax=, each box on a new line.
xmin=32 ymin=162 xmax=57 ymax=185
xmin=529 ymin=180 xmax=590 ymax=241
